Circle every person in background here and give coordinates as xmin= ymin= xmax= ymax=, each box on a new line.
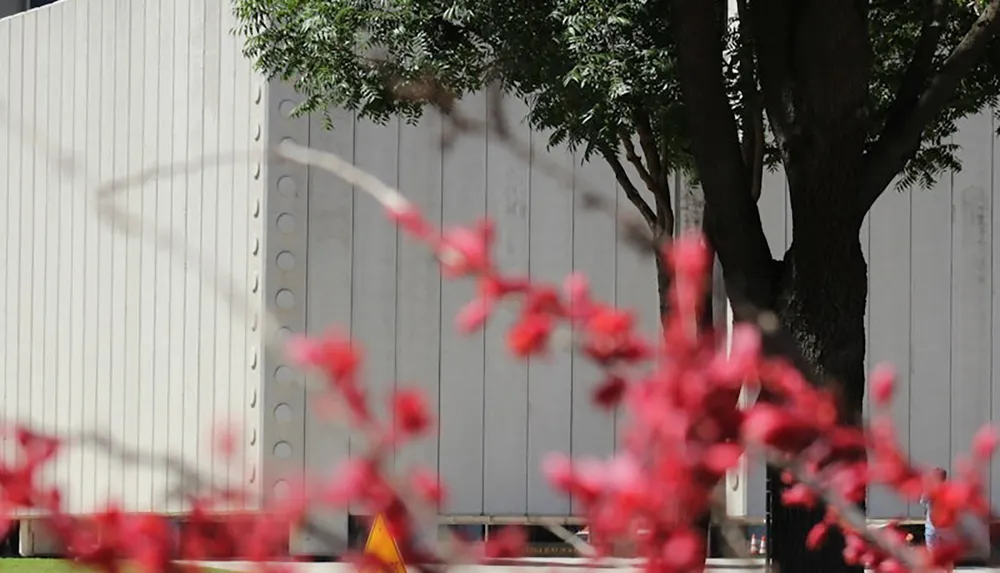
xmin=920 ymin=467 xmax=948 ymax=550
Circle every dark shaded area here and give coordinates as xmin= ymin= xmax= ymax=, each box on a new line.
xmin=0 ymin=522 xmax=20 ymax=557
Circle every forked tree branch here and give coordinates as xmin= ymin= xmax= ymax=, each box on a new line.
xmin=604 ymin=150 xmax=660 ymax=229
xmin=634 ymin=112 xmax=676 ymax=234
xmin=634 ymin=111 xmax=666 ymax=192
xmin=620 ymin=131 xmax=658 ymax=193
xmin=858 ymin=0 xmax=1000 ymax=216
xmin=669 ymin=0 xmax=776 ymax=308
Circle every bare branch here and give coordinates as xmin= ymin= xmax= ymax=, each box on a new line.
xmin=544 ymin=523 xmax=596 ymax=558
xmin=634 ymin=112 xmax=665 ymax=192
xmin=858 ymin=0 xmax=1000 ymax=215
xmin=620 ymin=131 xmax=658 ymax=193
xmin=603 ymin=150 xmax=659 ymax=229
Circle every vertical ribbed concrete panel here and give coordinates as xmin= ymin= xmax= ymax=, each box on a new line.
xmin=0 ymin=0 xmax=266 ymax=515
xmin=294 ymin=95 xmax=676 ymax=532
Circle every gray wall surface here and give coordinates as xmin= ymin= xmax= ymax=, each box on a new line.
xmin=0 ymin=0 xmax=266 ymax=514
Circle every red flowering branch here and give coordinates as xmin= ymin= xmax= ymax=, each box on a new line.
xmin=4 ymin=92 xmax=999 ymax=573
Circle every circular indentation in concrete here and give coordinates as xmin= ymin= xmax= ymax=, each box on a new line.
xmin=251 ymin=273 xmax=260 ymax=293
xmin=252 ymin=238 xmax=260 ymax=256
xmin=253 ymin=125 xmax=262 ymax=141
xmin=253 ymin=164 xmax=261 ymax=180
xmin=250 ymin=313 xmax=259 ymax=332
xmin=276 ymin=213 xmax=297 ymax=234
xmin=254 ymin=86 xmax=263 ymax=105
xmin=249 ymin=388 xmax=258 ymax=408
xmin=273 ymin=479 xmax=290 ymax=498
xmin=276 ymin=289 xmax=296 ymax=310
xmin=273 ymin=441 xmax=293 ymax=459
xmin=253 ymin=199 xmax=261 ymax=218
xmin=281 ymin=136 xmax=296 ymax=147
xmin=274 ymin=403 xmax=294 ymax=423
xmin=275 ymin=365 xmax=295 ymax=384
xmin=277 ymin=175 xmax=297 ymax=197
xmin=279 ymin=100 xmax=296 ymax=118
xmin=276 ymin=251 xmax=295 ymax=271
xmin=275 ymin=326 xmax=293 ymax=343
xmin=249 ymin=427 xmax=258 ymax=445
xmin=250 ymin=350 xmax=259 ymax=370
xmin=248 ymin=464 xmax=256 ymax=484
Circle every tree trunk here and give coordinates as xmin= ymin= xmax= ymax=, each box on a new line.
xmin=767 ymin=216 xmax=868 ymax=573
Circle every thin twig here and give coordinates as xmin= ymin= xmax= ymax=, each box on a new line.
xmin=545 ymin=523 xmax=596 ymax=558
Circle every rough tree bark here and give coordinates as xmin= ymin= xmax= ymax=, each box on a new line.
xmin=769 ymin=205 xmax=868 ymax=573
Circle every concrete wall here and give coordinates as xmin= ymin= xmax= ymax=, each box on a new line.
xmin=0 ymin=0 xmax=266 ymax=515
xmin=3 ymin=0 xmax=1000 ymax=546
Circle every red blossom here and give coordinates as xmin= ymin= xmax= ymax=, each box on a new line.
xmin=972 ymin=423 xmax=999 ymax=460
xmin=287 ymin=328 xmax=361 ymax=383
xmin=660 ymin=529 xmax=705 ymax=573
xmin=593 ymin=375 xmax=627 ymax=409
xmin=410 ymin=467 xmax=445 ymax=508
xmin=391 ymin=388 xmax=433 ymax=438
xmin=870 ymin=363 xmax=896 ymax=407
xmin=481 ymin=526 xmax=527 ymax=559
xmin=506 ymin=313 xmax=553 ymax=357
xmin=806 ymin=522 xmax=828 ymax=549
xmin=741 ymin=403 xmax=820 ymax=452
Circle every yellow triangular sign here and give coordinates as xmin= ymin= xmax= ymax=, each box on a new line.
xmin=361 ymin=513 xmax=407 ymax=573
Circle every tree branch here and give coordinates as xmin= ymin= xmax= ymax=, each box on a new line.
xmin=603 ymin=150 xmax=659 ymax=229
xmin=634 ymin=112 xmax=675 ymax=234
xmin=748 ymin=0 xmax=796 ymax=147
xmin=669 ymin=0 xmax=776 ymax=308
xmin=858 ymin=0 xmax=1000 ymax=216
xmin=736 ymin=0 xmax=765 ymax=202
xmin=879 ymin=0 xmax=947 ymax=134
xmin=635 ymin=111 xmax=666 ymax=191
xmin=619 ymin=131 xmax=658 ymax=193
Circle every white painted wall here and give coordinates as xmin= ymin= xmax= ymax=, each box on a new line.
xmin=0 ymin=0 xmax=266 ymax=515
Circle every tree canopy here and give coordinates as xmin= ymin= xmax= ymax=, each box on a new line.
xmin=236 ymin=0 xmax=1000 ymax=227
